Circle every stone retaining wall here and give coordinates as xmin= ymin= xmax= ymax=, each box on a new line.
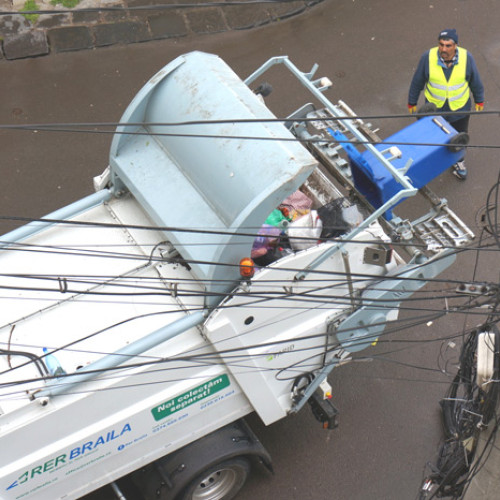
xmin=0 ymin=0 xmax=324 ymax=60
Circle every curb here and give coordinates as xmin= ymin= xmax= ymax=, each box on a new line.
xmin=0 ymin=0 xmax=324 ymax=60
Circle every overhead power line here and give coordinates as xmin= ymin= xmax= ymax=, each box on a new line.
xmin=1 ymin=112 xmax=499 ymax=148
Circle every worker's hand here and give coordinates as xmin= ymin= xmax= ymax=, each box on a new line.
xmin=475 ymin=102 xmax=484 ymax=111
xmin=408 ymin=104 xmax=417 ymax=114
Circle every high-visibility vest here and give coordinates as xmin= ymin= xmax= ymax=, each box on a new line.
xmin=425 ymin=47 xmax=470 ymax=110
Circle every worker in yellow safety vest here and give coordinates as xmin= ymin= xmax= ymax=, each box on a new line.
xmin=408 ymin=29 xmax=484 ymax=180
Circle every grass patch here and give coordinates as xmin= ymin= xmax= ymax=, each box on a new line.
xmin=50 ymin=0 xmax=82 ymax=8
xmin=20 ymin=0 xmax=39 ymax=23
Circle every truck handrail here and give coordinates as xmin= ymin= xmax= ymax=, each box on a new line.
xmin=0 ymin=189 xmax=112 ymax=250
xmin=36 ymin=310 xmax=207 ymax=399
xmin=244 ymin=56 xmax=418 ymax=191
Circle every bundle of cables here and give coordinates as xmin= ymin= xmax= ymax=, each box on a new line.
xmin=420 ymin=324 xmax=500 ymax=499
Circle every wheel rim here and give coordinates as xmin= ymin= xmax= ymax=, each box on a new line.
xmin=191 ymin=466 xmax=242 ymax=500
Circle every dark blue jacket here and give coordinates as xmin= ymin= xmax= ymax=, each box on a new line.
xmin=408 ymin=48 xmax=484 ymax=122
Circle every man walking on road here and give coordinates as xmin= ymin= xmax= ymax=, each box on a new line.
xmin=408 ymin=29 xmax=484 ymax=180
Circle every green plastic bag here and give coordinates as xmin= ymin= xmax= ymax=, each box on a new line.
xmin=265 ymin=209 xmax=288 ymax=227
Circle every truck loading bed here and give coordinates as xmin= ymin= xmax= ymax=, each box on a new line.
xmin=0 ymin=195 xmax=206 ymax=414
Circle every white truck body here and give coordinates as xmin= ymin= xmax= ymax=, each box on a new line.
xmin=0 ymin=52 xmax=474 ymax=500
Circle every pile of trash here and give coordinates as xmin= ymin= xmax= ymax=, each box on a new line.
xmin=251 ymin=190 xmax=363 ymax=266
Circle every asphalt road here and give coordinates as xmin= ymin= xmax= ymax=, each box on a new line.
xmin=2 ymin=0 xmax=500 ymax=499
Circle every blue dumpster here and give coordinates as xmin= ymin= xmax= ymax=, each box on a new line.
xmin=340 ymin=116 xmax=466 ymax=219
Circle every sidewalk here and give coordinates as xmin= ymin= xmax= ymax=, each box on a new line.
xmin=0 ymin=0 xmax=323 ymax=60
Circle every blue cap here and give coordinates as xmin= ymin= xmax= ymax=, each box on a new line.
xmin=439 ymin=29 xmax=458 ymax=44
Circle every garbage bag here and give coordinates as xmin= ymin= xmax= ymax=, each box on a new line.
xmin=288 ymin=210 xmax=323 ymax=251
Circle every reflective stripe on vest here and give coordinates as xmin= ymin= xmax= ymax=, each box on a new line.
xmin=425 ymin=47 xmax=470 ymax=110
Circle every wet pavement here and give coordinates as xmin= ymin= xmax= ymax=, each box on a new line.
xmin=2 ymin=0 xmax=500 ymax=499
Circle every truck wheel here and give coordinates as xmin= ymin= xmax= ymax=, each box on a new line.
xmin=179 ymin=457 xmax=250 ymax=500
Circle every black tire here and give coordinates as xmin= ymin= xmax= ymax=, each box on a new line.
xmin=179 ymin=457 xmax=250 ymax=500
xmin=447 ymin=132 xmax=469 ymax=152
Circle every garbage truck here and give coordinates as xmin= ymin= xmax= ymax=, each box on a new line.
xmin=0 ymin=52 xmax=475 ymax=500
